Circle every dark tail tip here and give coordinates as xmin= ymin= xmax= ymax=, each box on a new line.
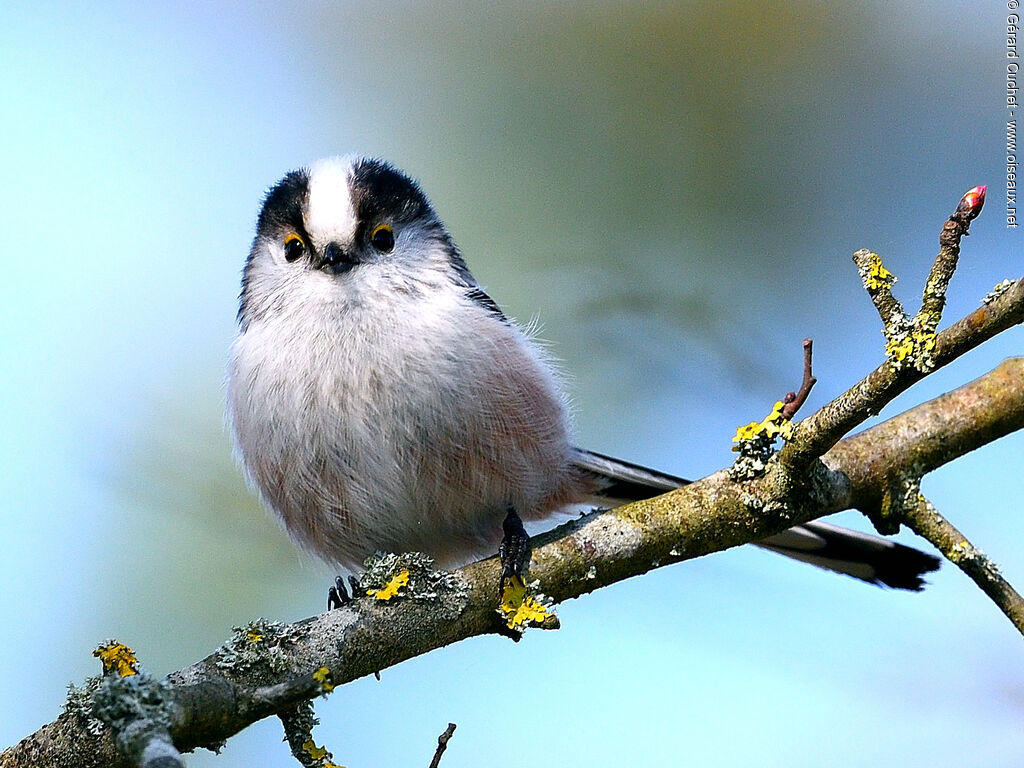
xmin=868 ymin=542 xmax=941 ymax=591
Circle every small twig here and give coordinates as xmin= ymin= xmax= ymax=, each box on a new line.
xmin=428 ymin=723 xmax=457 ymax=768
xmin=916 ymin=185 xmax=987 ymax=340
xmin=730 ymin=339 xmax=818 ymax=480
xmin=900 ymin=493 xmax=1024 ymax=637
xmin=277 ymin=669 xmax=339 ymax=768
xmin=780 ymin=338 xmax=817 ymax=420
xmin=852 ymin=249 xmax=905 ymax=328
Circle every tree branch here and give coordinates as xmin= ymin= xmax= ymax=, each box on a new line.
xmin=427 ymin=723 xmax=456 ymax=768
xmin=4 ymin=189 xmax=1020 ymax=768
xmin=779 ymin=338 xmax=817 ymax=420
xmin=783 ymin=187 xmax=1005 ymax=472
xmin=901 ymin=493 xmax=1024 ymax=635
xmin=780 ymin=276 xmax=1023 ymax=471
xmin=4 ymin=352 xmax=1023 ymax=768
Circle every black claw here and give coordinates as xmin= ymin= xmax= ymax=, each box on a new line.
xmin=499 ymin=506 xmax=530 ymax=585
xmin=327 ymin=575 xmax=352 ymax=610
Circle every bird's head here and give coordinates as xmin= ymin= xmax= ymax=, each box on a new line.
xmin=239 ymin=155 xmax=471 ymax=328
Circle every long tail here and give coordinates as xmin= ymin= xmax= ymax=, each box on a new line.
xmin=571 ymin=448 xmax=940 ymax=591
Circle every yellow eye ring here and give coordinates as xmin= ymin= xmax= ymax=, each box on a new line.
xmin=370 ymin=224 xmax=395 ymax=253
xmin=283 ymin=233 xmax=306 ymax=262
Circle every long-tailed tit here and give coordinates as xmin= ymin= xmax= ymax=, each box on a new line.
xmin=227 ymin=156 xmax=938 ymax=595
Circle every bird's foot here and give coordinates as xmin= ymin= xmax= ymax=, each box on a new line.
xmin=327 ymin=575 xmax=362 ymax=610
xmin=498 ymin=506 xmax=530 ymax=593
xmin=496 ymin=510 xmax=559 ymax=637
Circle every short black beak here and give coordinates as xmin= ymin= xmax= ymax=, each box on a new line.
xmin=320 ymin=242 xmax=359 ymax=272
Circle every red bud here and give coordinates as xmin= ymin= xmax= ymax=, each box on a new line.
xmin=958 ymin=185 xmax=986 ymax=220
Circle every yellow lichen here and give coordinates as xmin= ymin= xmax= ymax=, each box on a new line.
xmin=733 ymin=421 xmax=760 ymax=442
xmin=368 ymin=568 xmax=410 ymax=600
xmin=300 ymin=739 xmax=346 ymax=768
xmin=246 ymin=631 xmax=264 ymax=643
xmin=302 ymin=741 xmax=328 ymax=760
xmin=313 ymin=666 xmax=335 ymax=693
xmin=914 ymin=330 xmax=936 ymax=351
xmin=732 ymin=400 xmax=794 ymax=448
xmin=93 ymin=641 xmax=139 ymax=677
xmin=500 ymin=575 xmax=554 ymax=631
xmin=886 ymin=336 xmax=914 ymax=362
xmin=862 ymin=252 xmax=895 ymax=290
xmin=885 ymin=328 xmax=935 ymax=368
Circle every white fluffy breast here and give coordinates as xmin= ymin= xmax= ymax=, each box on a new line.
xmin=227 ymin=277 xmax=584 ymax=569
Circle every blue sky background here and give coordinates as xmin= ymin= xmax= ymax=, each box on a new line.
xmin=1 ymin=2 xmax=1022 ymax=766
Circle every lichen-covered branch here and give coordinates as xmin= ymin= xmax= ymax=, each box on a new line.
xmin=824 ymin=357 xmax=1024 ymax=498
xmin=4 ymin=354 xmax=1023 ymax=768
xmin=823 ymin=356 xmax=1024 ymax=634
xmin=903 ymin=493 xmax=1024 ymax=634
xmin=917 ymin=186 xmax=987 ymax=341
xmin=852 ymin=249 xmax=905 ymax=331
xmin=784 ymin=186 xmax=1004 ymax=472
xmin=780 ymin=274 xmax=1024 ymax=472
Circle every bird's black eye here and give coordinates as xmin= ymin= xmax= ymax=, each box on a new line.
xmin=370 ymin=224 xmax=394 ymax=253
xmin=284 ymin=233 xmax=306 ymax=262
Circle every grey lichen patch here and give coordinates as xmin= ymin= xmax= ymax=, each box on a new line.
xmin=982 ymin=279 xmax=1016 ymax=305
xmin=63 ymin=676 xmax=105 ymax=737
xmin=945 ymin=532 xmax=999 ymax=579
xmin=886 ymin=479 xmax=917 ymax=515
xmin=92 ymin=673 xmax=174 ymax=729
xmin=882 ymin=317 xmax=924 ymax=371
xmin=730 ymin=435 xmax=775 ymax=481
xmin=882 ymin=311 xmax=939 ymax=374
xmin=91 ymin=672 xmax=179 ymax=766
xmin=216 ymin=618 xmax=304 ymax=677
xmin=597 ymin=509 xmax=647 ymax=557
xmin=357 ymin=552 xmax=468 ymax=619
xmin=739 ymin=492 xmax=765 ymax=512
xmin=981 ymin=556 xmax=1004 ymax=581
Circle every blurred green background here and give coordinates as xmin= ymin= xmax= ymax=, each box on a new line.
xmin=2 ymin=1 xmax=1022 ymax=766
